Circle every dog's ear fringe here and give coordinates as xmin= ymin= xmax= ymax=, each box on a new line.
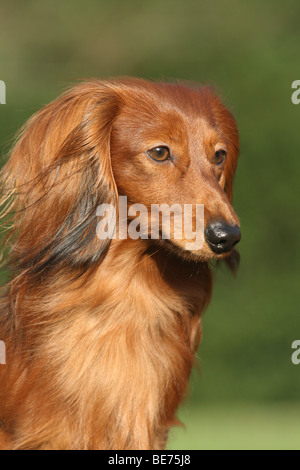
xmin=0 ymin=81 xmax=122 ymax=279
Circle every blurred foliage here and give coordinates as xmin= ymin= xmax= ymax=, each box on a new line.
xmin=0 ymin=0 xmax=299 ymax=410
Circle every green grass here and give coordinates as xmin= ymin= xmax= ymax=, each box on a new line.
xmin=168 ymin=403 xmax=300 ymax=450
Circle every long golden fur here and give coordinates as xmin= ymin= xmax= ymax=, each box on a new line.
xmin=0 ymin=78 xmax=240 ymax=450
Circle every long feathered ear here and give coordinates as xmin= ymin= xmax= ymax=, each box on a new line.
xmin=203 ymin=86 xmax=239 ymax=203
xmin=221 ymin=109 xmax=240 ymax=275
xmin=0 ymin=81 xmax=120 ymax=277
xmin=207 ymin=88 xmax=240 ymax=274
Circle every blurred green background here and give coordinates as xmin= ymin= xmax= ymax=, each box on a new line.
xmin=1 ymin=0 xmax=300 ymax=450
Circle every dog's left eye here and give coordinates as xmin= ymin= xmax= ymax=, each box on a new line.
xmin=213 ymin=149 xmax=226 ymax=166
xmin=147 ymin=146 xmax=171 ymax=162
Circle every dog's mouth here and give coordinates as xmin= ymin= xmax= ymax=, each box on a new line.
xmin=151 ymin=227 xmax=240 ymax=264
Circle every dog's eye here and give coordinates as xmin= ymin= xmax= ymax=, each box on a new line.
xmin=214 ymin=150 xmax=226 ymax=166
xmin=147 ymin=146 xmax=170 ymax=162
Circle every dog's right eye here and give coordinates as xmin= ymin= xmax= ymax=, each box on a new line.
xmin=147 ymin=146 xmax=171 ymax=162
xmin=213 ymin=149 xmax=227 ymax=166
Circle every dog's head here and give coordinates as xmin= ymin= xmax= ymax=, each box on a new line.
xmin=110 ymin=80 xmax=240 ymax=264
xmin=1 ymin=78 xmax=240 ymax=275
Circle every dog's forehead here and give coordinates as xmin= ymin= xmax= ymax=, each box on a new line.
xmin=111 ymin=84 xmax=226 ymax=155
xmin=117 ymin=84 xmax=219 ymax=136
xmin=122 ymin=83 xmax=217 ymax=118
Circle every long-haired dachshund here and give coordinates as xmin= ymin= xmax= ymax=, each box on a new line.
xmin=0 ymin=78 xmax=240 ymax=450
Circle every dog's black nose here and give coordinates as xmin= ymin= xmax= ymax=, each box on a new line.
xmin=205 ymin=221 xmax=241 ymax=254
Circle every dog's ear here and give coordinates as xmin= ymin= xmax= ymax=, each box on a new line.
xmin=223 ymin=128 xmax=239 ymax=204
xmin=206 ymin=89 xmax=240 ymax=274
xmin=219 ymin=106 xmax=240 ymax=275
xmin=204 ymin=88 xmax=239 ymax=203
xmin=0 ymin=81 xmax=121 ymax=276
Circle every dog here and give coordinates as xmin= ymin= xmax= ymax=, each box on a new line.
xmin=0 ymin=78 xmax=240 ymax=449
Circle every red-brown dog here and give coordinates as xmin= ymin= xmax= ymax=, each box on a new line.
xmin=0 ymin=78 xmax=240 ymax=449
